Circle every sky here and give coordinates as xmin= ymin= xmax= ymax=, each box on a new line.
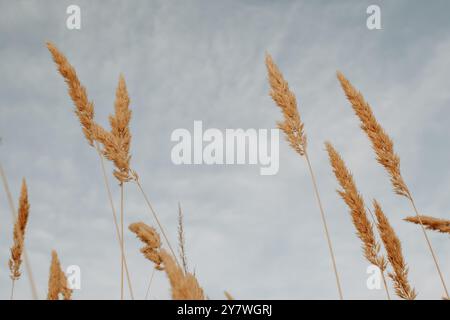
xmin=0 ymin=0 xmax=449 ymax=300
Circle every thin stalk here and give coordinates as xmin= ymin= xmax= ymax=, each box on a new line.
xmin=95 ymin=143 xmax=134 ymax=299
xmin=10 ymin=279 xmax=16 ymax=300
xmin=178 ymin=202 xmax=188 ymax=274
xmin=381 ymin=273 xmax=391 ymax=300
xmin=366 ymin=207 xmax=391 ymax=300
xmin=145 ymin=268 xmax=156 ymax=300
xmin=408 ymin=194 xmax=449 ymax=299
xmin=135 ymin=179 xmax=180 ymax=267
xmin=304 ymin=151 xmax=343 ymax=300
xmin=120 ymin=183 xmax=124 ymax=300
xmin=0 ymin=163 xmax=39 ymax=300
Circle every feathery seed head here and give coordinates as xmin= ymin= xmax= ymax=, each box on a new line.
xmin=47 ymin=43 xmax=133 ymax=183
xmin=160 ymin=250 xmax=205 ymax=300
xmin=47 ymin=250 xmax=72 ymax=300
xmin=9 ymin=178 xmax=30 ymax=281
xmin=265 ymin=53 xmax=307 ymax=156
xmin=336 ymin=71 xmax=409 ymax=198
xmin=404 ymin=215 xmax=450 ymax=234
xmin=46 ymin=42 xmax=95 ymax=146
xmin=325 ymin=142 xmax=385 ymax=270
xmin=108 ymin=74 xmax=132 ymax=182
xmin=129 ymin=222 xmax=163 ymax=270
xmin=373 ymin=200 xmax=416 ymax=300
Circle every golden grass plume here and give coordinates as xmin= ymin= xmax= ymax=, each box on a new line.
xmin=337 ymin=71 xmax=449 ymax=299
xmin=47 ymin=42 xmax=95 ymax=146
xmin=266 ymin=54 xmax=343 ymax=299
xmin=106 ymin=74 xmax=132 ymax=183
xmin=265 ymin=53 xmax=306 ymax=156
xmin=336 ymin=71 xmax=409 ymax=197
xmin=129 ymin=222 xmax=163 ymax=270
xmin=9 ymin=179 xmax=30 ymax=281
xmin=325 ymin=142 xmax=386 ymax=270
xmin=373 ymin=200 xmax=416 ymax=300
xmin=405 ymin=215 xmax=450 ymax=234
xmin=130 ymin=221 xmax=204 ymax=300
xmin=92 ymin=122 xmax=132 ymax=184
xmin=160 ymin=250 xmax=205 ymax=300
xmin=47 ymin=42 xmax=133 ymax=183
xmin=47 ymin=250 xmax=72 ymax=300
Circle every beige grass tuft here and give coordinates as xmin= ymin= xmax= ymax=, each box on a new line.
xmin=336 ymin=71 xmax=408 ymax=197
xmin=92 ymin=122 xmax=132 ymax=184
xmin=1 ymin=164 xmax=39 ymax=299
xmin=47 ymin=42 xmax=95 ymax=146
xmin=325 ymin=142 xmax=387 ymax=271
xmin=265 ymin=54 xmax=306 ymax=155
xmin=47 ymin=42 xmax=133 ymax=184
xmin=405 ymin=215 xmax=450 ymax=234
xmin=9 ymin=179 xmax=30 ymax=281
xmin=107 ymin=74 xmax=132 ymax=183
xmin=130 ymin=222 xmax=204 ymax=299
xmin=337 ymin=71 xmax=449 ymax=298
xmin=265 ymin=54 xmax=343 ymax=299
xmin=129 ymin=222 xmax=163 ymax=270
xmin=47 ymin=250 xmax=72 ymax=300
xmin=160 ymin=250 xmax=205 ymax=300
xmin=373 ymin=200 xmax=416 ymax=300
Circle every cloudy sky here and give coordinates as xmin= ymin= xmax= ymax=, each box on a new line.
xmin=1 ymin=0 xmax=449 ymax=300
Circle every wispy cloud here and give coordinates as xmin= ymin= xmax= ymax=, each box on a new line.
xmin=0 ymin=0 xmax=449 ymax=299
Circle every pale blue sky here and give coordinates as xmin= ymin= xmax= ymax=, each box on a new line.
xmin=0 ymin=0 xmax=449 ymax=299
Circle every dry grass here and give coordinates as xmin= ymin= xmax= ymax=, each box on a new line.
xmin=47 ymin=42 xmax=135 ymax=299
xmin=3 ymin=43 xmax=444 ymax=300
xmin=47 ymin=41 xmax=133 ymax=184
xmin=9 ymin=179 xmax=30 ymax=282
xmin=325 ymin=143 xmax=388 ymax=274
xmin=92 ymin=124 xmax=133 ymax=183
xmin=92 ymin=74 xmax=133 ymax=184
xmin=108 ymin=74 xmax=132 ymax=183
xmin=106 ymin=74 xmax=133 ymax=300
xmin=337 ymin=71 xmax=449 ymax=299
xmin=134 ymin=179 xmax=181 ymax=266
xmin=47 ymin=250 xmax=72 ymax=300
xmin=47 ymin=42 xmax=179 ymax=270
xmin=130 ymin=221 xmax=205 ymax=300
xmin=160 ymin=250 xmax=205 ymax=300
xmin=129 ymin=222 xmax=163 ymax=270
xmin=373 ymin=200 xmax=416 ymax=300
xmin=405 ymin=215 xmax=450 ymax=234
xmin=46 ymin=42 xmax=190 ymax=300
xmin=0 ymin=164 xmax=39 ymax=299
xmin=336 ymin=72 xmax=408 ymax=197
xmin=266 ymin=53 xmax=343 ymax=299
xmin=46 ymin=42 xmax=95 ymax=146
xmin=265 ymin=54 xmax=306 ymax=156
